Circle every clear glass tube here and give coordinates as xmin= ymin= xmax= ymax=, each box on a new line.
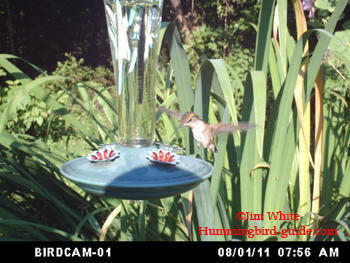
xmin=104 ymin=0 xmax=163 ymax=147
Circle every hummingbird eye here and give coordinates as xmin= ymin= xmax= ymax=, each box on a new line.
xmin=187 ymin=118 xmax=193 ymax=123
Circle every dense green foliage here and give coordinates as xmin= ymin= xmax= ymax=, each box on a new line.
xmin=0 ymin=54 xmax=114 ymax=144
xmin=1 ymin=0 xmax=350 ymax=241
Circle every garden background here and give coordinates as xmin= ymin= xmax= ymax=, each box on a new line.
xmin=0 ymin=0 xmax=350 ymax=241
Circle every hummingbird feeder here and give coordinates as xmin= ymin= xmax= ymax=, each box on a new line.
xmin=60 ymin=0 xmax=214 ymax=200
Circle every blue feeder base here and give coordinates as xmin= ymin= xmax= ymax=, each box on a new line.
xmin=60 ymin=145 xmax=214 ymax=200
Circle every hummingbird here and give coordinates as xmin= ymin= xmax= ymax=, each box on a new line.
xmin=157 ymin=106 xmax=255 ymax=154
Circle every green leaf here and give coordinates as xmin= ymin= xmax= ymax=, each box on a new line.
xmin=0 ymin=219 xmax=83 ymax=241
xmin=254 ymin=0 xmax=275 ymax=73
xmin=36 ymin=116 xmax=44 ymax=126
xmin=164 ymin=22 xmax=194 ymax=154
xmin=193 ymin=180 xmax=216 ymax=241
xmin=329 ymin=29 xmax=350 ymax=61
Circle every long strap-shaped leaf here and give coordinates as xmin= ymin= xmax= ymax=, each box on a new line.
xmin=192 ymin=59 xmax=240 ymax=237
xmin=303 ymin=1 xmax=348 ymax=105
xmin=255 ymin=0 xmax=276 ymax=73
xmin=0 ymin=219 xmax=83 ymax=241
xmin=163 ymin=22 xmax=194 ymax=154
xmin=263 ymin=2 xmax=347 ymax=231
xmin=240 ymin=71 xmax=266 ymax=241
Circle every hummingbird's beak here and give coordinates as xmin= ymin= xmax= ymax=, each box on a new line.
xmin=170 ymin=125 xmax=182 ymax=138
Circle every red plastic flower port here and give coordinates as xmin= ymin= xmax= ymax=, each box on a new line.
xmin=87 ymin=149 xmax=120 ymax=163
xmin=147 ymin=149 xmax=179 ymax=165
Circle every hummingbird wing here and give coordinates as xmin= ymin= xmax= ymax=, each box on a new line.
xmin=157 ymin=106 xmax=183 ymax=120
xmin=209 ymin=122 xmax=256 ymax=136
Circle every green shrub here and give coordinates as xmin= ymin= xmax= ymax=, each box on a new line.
xmin=0 ymin=53 xmax=114 ymax=142
xmin=1 ymin=1 xmax=350 ymax=241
